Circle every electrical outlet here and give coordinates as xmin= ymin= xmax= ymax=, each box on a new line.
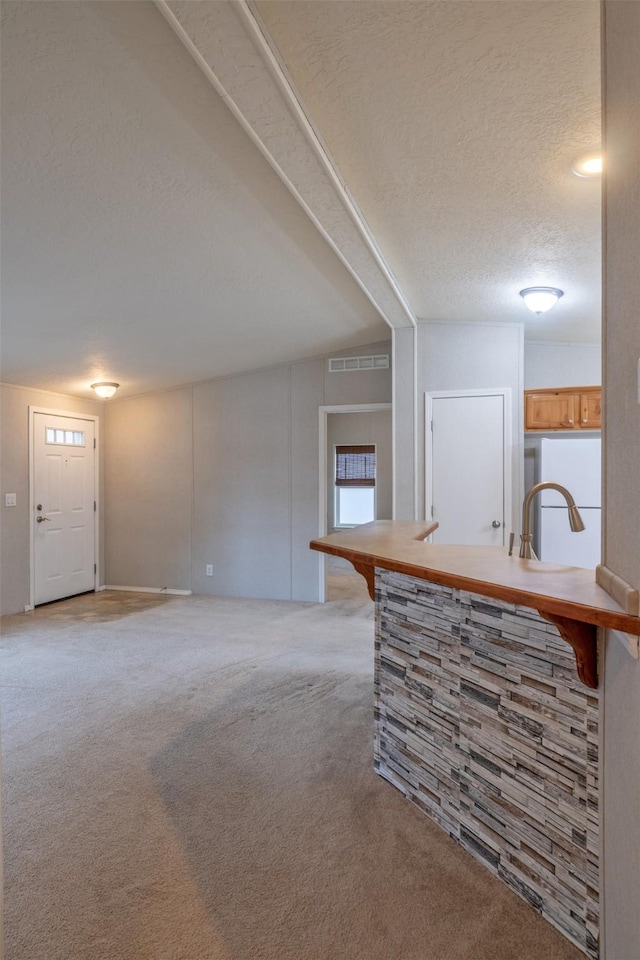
xmin=5 ymin=493 xmax=16 ymax=507
xmin=206 ymin=564 xmax=213 ymax=577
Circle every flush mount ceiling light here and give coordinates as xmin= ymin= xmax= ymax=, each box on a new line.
xmin=91 ymin=381 xmax=119 ymax=399
xmin=571 ymin=153 xmax=603 ymax=178
xmin=519 ymin=287 xmax=564 ymax=315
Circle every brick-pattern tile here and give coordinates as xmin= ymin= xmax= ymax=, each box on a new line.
xmin=375 ymin=570 xmax=599 ymax=960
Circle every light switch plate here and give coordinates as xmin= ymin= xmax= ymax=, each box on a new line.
xmin=206 ymin=564 xmax=213 ymax=577
xmin=5 ymin=493 xmax=16 ymax=507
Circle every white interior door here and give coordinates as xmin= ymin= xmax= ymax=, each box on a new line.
xmin=33 ymin=413 xmax=96 ymax=605
xmin=427 ymin=392 xmax=509 ymax=546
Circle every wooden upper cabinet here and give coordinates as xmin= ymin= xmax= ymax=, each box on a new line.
xmin=525 ymin=390 xmax=577 ymax=430
xmin=580 ymin=390 xmax=602 ymax=429
xmin=525 ymin=386 xmax=602 ymax=431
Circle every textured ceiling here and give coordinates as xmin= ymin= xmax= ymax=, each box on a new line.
xmin=1 ymin=1 xmax=603 ymax=402
xmin=256 ymin=0 xmax=602 ymax=341
xmin=0 ymin=1 xmax=386 ymax=398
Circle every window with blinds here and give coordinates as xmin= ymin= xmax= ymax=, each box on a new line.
xmin=335 ymin=445 xmax=376 ymax=487
xmin=334 ymin=444 xmax=376 ymax=527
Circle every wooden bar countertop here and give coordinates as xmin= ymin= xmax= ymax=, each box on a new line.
xmin=310 ymin=521 xmax=640 ymax=689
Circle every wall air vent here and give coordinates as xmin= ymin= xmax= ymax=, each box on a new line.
xmin=329 ymin=354 xmax=389 ymax=373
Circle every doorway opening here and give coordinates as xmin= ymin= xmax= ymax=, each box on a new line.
xmin=318 ymin=403 xmax=392 ymax=602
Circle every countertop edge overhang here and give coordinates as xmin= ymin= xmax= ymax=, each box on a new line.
xmin=311 ymin=521 xmax=640 ymax=690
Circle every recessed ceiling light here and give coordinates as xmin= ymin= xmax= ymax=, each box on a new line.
xmin=519 ymin=287 xmax=564 ymax=315
xmin=571 ymin=153 xmax=603 ymax=178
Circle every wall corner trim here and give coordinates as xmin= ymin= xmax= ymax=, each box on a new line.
xmin=596 ymin=564 xmax=640 ymax=615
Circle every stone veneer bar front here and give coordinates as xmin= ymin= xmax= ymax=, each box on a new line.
xmin=375 ymin=569 xmax=599 ymax=959
xmin=311 ymin=521 xmax=640 ymax=959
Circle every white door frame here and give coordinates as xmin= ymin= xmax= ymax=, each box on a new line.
xmin=318 ymin=403 xmax=392 ymax=602
xmin=28 ymin=406 xmax=100 ymax=610
xmin=425 ymin=389 xmax=512 ymax=545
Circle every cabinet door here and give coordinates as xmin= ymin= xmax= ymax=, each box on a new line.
xmin=525 ymin=391 xmax=577 ymax=430
xmin=580 ymin=390 xmax=602 ymax=428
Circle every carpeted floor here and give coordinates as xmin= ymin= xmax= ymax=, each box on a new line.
xmin=325 ymin=555 xmax=371 ymax=603
xmin=1 ymin=590 xmax=583 ymax=960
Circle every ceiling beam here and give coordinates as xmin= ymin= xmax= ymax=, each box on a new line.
xmin=154 ymin=0 xmax=416 ymax=329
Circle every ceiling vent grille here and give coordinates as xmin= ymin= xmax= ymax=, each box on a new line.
xmin=329 ymin=354 xmax=389 ymax=373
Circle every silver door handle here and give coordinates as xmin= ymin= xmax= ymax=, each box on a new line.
xmin=36 ymin=516 xmax=51 ymax=523
xmin=492 ymin=520 xmax=501 ymax=528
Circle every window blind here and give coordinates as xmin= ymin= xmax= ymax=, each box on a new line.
xmin=335 ymin=445 xmax=376 ymax=487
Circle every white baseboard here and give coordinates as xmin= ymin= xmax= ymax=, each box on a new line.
xmin=103 ymin=585 xmax=192 ymax=596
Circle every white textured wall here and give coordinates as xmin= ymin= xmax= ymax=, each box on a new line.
xmin=0 ymin=384 xmax=103 ymax=616
xmin=524 ymin=341 xmax=601 ymax=389
xmin=601 ymin=3 xmax=640 ymax=958
xmin=415 ymin=322 xmax=524 ymax=534
xmin=326 ymin=411 xmax=392 ymax=530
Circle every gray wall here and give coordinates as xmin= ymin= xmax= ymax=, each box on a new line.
xmin=524 ymin=341 xmax=601 ymax=389
xmin=104 ymin=340 xmax=391 ymax=602
xmin=290 ymin=359 xmax=326 ymax=601
xmin=0 ymin=383 xmax=104 ymax=616
xmin=192 ymin=367 xmax=291 ymax=599
xmin=415 ymin=321 xmax=524 ymax=535
xmin=326 ymin=411 xmax=392 ymax=531
xmin=392 ymin=326 xmax=418 ymax=520
xmin=322 ymin=341 xmax=392 ymax=407
xmin=601 ymin=3 xmax=640 ymax=957
xmin=105 ymin=387 xmax=193 ymax=591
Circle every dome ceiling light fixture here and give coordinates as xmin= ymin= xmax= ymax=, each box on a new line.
xmin=91 ymin=381 xmax=119 ymax=399
xmin=519 ymin=287 xmax=564 ymax=315
xmin=571 ymin=152 xmax=603 ymax=178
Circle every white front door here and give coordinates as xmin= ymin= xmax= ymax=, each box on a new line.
xmin=427 ymin=392 xmax=509 ymax=546
xmin=33 ymin=413 xmax=96 ymax=605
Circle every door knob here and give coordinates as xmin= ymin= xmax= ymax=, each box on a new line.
xmin=36 ymin=516 xmax=51 ymax=523
xmin=492 ymin=520 xmax=501 ymax=528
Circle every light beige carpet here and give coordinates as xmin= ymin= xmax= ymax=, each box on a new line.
xmin=1 ymin=590 xmax=582 ymax=960
xmin=325 ymin=555 xmax=371 ymax=603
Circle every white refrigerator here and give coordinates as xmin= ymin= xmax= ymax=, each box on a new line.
xmin=539 ymin=438 xmax=601 ymax=568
